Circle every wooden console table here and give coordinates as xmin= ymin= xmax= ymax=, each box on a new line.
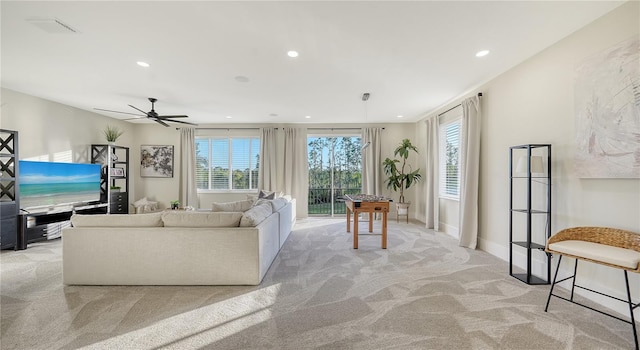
xmin=344 ymin=194 xmax=391 ymax=249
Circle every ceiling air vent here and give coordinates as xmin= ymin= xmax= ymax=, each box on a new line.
xmin=26 ymin=18 xmax=78 ymax=34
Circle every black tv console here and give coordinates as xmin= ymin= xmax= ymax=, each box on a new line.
xmin=17 ymin=203 xmax=107 ymax=250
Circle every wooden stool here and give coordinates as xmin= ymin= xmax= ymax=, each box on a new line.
xmin=396 ymin=202 xmax=409 ymax=223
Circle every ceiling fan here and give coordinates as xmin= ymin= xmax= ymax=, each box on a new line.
xmin=95 ymin=97 xmax=197 ymax=127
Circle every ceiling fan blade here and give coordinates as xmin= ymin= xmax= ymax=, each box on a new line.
xmin=157 ymin=115 xmax=189 ymax=119
xmin=154 ymin=119 xmax=170 ymax=127
xmin=128 ymin=104 xmax=149 ymax=115
xmin=94 ymin=108 xmax=144 ymax=117
xmin=165 ymin=119 xmax=198 ymax=126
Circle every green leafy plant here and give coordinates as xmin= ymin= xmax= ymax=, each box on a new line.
xmin=383 ymin=138 xmax=422 ymax=203
xmin=103 ymin=125 xmax=124 ymax=143
xmin=170 ymin=200 xmax=180 ymax=209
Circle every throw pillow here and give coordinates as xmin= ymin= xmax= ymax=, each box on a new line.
xmin=258 ymin=190 xmax=276 ymax=200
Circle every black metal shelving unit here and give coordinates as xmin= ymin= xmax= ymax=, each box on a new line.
xmin=509 ymin=144 xmax=551 ymax=284
xmin=0 ymin=129 xmax=19 ymax=250
xmin=91 ymin=144 xmax=129 ymax=214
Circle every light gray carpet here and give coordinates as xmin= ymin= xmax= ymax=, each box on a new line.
xmin=1 ymin=218 xmax=636 ymax=349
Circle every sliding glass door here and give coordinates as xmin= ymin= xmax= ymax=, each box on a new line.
xmin=308 ymin=136 xmax=361 ymax=216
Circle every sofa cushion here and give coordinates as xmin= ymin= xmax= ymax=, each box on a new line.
xmin=254 ymin=197 xmax=288 ymax=212
xmin=162 ymin=211 xmax=243 ymax=227
xmin=212 ymin=199 xmax=254 ymax=212
xmin=548 ymin=240 xmax=640 ymax=270
xmin=240 ymin=202 xmax=273 ymax=227
xmin=71 ymin=212 xmax=164 ymax=227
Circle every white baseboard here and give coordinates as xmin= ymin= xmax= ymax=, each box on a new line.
xmin=439 ymin=222 xmax=459 ymax=240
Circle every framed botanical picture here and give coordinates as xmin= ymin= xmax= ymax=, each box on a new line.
xmin=140 ymin=145 xmax=174 ymax=178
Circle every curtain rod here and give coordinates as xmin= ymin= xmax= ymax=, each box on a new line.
xmin=307 ymin=127 xmax=385 ymax=130
xmin=176 ymin=127 xmax=260 ymax=130
xmin=177 ymin=127 xmax=385 ymax=131
xmin=437 ymin=92 xmax=483 ymax=117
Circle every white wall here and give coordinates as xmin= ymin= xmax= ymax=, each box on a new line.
xmin=130 ymin=124 xmax=181 ymax=210
xmin=416 ymin=1 xmax=640 ymax=317
xmin=0 ymin=88 xmax=138 ymax=209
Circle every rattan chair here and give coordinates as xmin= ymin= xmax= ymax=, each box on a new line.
xmin=545 ymin=226 xmax=640 ymax=350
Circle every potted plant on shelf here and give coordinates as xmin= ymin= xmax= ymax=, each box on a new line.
xmin=110 ymin=185 xmax=121 ymax=192
xmin=170 ymin=200 xmax=180 ymax=210
xmin=104 ymin=125 xmax=124 ymax=145
xmin=383 ymin=138 xmax=422 ymax=218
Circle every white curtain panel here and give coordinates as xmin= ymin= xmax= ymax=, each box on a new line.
xmin=283 ymin=127 xmax=309 ymax=218
xmin=179 ymin=127 xmax=198 ymax=208
xmin=361 ymin=127 xmax=383 ymax=196
xmin=258 ymin=127 xmax=278 ymax=192
xmin=424 ymin=117 xmax=440 ymax=231
xmin=458 ymin=95 xmax=481 ymax=249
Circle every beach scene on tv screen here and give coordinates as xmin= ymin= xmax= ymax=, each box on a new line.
xmin=19 ymin=161 xmax=101 ymax=209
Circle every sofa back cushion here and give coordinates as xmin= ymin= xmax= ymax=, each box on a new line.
xmin=211 ymin=199 xmax=254 ymax=212
xmin=240 ymin=202 xmax=273 ymax=227
xmin=71 ymin=212 xmax=164 ymax=227
xmin=254 ymin=197 xmax=288 ymax=212
xmin=162 ymin=211 xmax=243 ymax=227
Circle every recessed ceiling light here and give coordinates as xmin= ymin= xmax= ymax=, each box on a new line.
xmin=475 ymin=50 xmax=490 ymax=57
xmin=305 ymin=116 xmax=311 ymax=119
xmin=396 ymin=115 xmax=404 ymax=118
xmin=137 ymin=61 xmax=150 ymax=67
xmin=234 ymin=75 xmax=250 ymax=83
xmin=287 ymin=51 xmax=299 ymax=58
xmin=225 ymin=116 xmax=232 ymax=119
xmin=269 ymin=113 xmax=278 ymax=117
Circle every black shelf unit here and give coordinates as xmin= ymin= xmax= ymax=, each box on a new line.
xmin=509 ymin=144 xmax=552 ymax=285
xmin=0 ymin=129 xmax=19 ymax=250
xmin=91 ymin=144 xmax=129 ymax=214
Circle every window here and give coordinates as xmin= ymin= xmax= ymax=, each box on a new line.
xmin=439 ymin=119 xmax=461 ymax=199
xmin=196 ymin=137 xmax=260 ymax=191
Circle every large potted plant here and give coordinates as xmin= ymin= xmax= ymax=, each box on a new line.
xmin=383 ymin=138 xmax=422 ymax=208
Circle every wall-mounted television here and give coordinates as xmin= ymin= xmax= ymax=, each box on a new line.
xmin=19 ymin=160 xmax=102 ymax=210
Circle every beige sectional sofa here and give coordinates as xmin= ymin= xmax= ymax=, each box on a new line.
xmin=62 ymin=198 xmax=295 ymax=286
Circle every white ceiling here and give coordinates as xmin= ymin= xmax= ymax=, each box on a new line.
xmin=1 ymin=1 xmax=624 ymax=126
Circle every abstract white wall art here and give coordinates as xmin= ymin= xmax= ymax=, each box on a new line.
xmin=575 ymin=37 xmax=640 ymax=178
xmin=141 ymin=145 xmax=174 ymax=178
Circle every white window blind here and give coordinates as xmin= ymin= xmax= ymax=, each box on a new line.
xmin=439 ymin=119 xmax=461 ymax=199
xmin=196 ymin=136 xmax=260 ymax=191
